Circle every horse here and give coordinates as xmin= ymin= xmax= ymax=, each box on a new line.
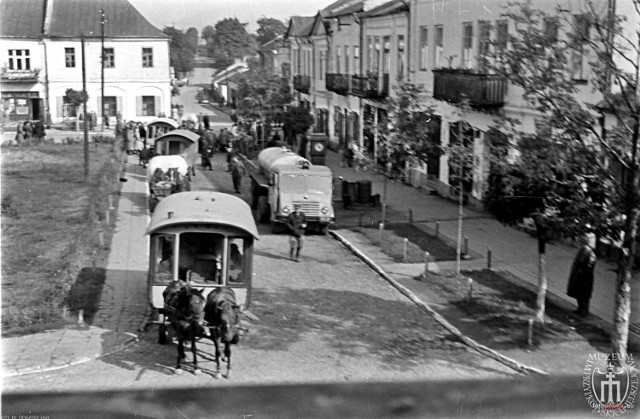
xmin=205 ymin=287 xmax=240 ymax=379
xmin=163 ymin=281 xmax=206 ymax=374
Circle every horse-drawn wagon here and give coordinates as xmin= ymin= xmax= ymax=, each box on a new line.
xmin=153 ymin=129 xmax=199 ymax=178
xmin=146 ymin=155 xmax=191 ymax=212
xmin=146 ymin=191 xmax=259 ymax=376
xmin=147 ymin=117 xmax=179 ymax=139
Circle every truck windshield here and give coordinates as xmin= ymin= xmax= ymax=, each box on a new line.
xmin=307 ymin=176 xmax=332 ymax=194
xmin=280 ymin=174 xmax=307 ymax=193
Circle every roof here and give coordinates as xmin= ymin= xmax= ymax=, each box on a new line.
xmin=48 ymin=0 xmax=168 ymax=38
xmin=322 ymin=0 xmax=363 ymax=17
xmin=0 ymin=0 xmax=46 ymax=38
xmin=286 ymin=16 xmax=315 ymax=38
xmin=362 ymin=0 xmax=408 ymax=18
xmin=154 ymin=129 xmax=200 ymax=145
xmin=146 ymin=192 xmax=260 ymax=239
xmin=147 ymin=118 xmax=180 ymax=129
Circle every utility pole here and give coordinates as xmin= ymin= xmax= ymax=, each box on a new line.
xmin=81 ymin=32 xmax=89 ymax=182
xmin=99 ymin=9 xmax=106 ymax=132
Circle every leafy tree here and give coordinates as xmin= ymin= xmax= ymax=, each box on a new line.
xmin=64 ymin=88 xmax=88 ymax=108
xmin=207 ymin=18 xmax=256 ymax=63
xmin=235 ymin=69 xmax=293 ymax=122
xmin=256 ymin=17 xmax=287 ymax=45
xmin=201 ymin=25 xmax=216 ymax=43
xmin=486 ymin=0 xmax=639 ymax=360
xmin=163 ymin=26 xmax=195 ymax=75
xmin=282 ymin=106 xmax=314 ymax=143
xmin=185 ymin=27 xmax=199 ymax=53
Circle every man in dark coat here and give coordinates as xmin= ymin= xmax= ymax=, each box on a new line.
xmin=33 ymin=120 xmax=46 ymax=143
xmin=567 ymin=234 xmax=597 ymax=317
xmin=286 ymin=204 xmax=307 ymax=262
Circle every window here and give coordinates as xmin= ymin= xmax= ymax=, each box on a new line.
xmin=142 ymin=96 xmax=156 ymax=116
xmin=8 ymin=49 xmax=30 ymax=70
xmin=142 ymin=47 xmax=153 ymax=67
xmin=65 ymin=48 xmax=76 ymax=68
xmin=344 ymin=46 xmax=350 ymax=75
xmin=462 ymin=22 xmax=473 ymax=68
xmin=103 ymin=48 xmax=115 ymax=68
xmin=434 ymin=26 xmax=443 ymax=68
xmin=478 ymin=21 xmax=491 ymax=71
xmin=374 ymin=37 xmax=381 ymax=72
xmin=496 ymin=20 xmax=508 ymax=51
xmin=544 ymin=17 xmax=558 ymax=44
xmin=228 ymin=238 xmax=247 ymax=284
xmin=571 ymin=14 xmax=590 ymax=81
xmin=336 ymin=47 xmax=341 ymax=73
xmin=397 ymin=35 xmax=405 ymax=79
xmin=354 ymin=46 xmax=360 ymax=75
xmin=419 ymin=26 xmax=428 ymax=70
xmin=367 ymin=36 xmax=374 ymax=71
xmin=319 ymin=50 xmax=326 ymax=80
xmin=383 ymin=36 xmax=391 ymax=74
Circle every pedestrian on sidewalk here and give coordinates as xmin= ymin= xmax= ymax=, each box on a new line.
xmin=229 ymin=156 xmax=245 ymax=193
xmin=567 ymin=233 xmax=597 ymax=318
xmin=286 ymin=204 xmax=307 ymax=262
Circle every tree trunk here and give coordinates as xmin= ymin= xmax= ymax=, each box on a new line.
xmin=535 ymin=233 xmax=548 ymax=324
xmin=611 ymin=114 xmax=640 ymax=365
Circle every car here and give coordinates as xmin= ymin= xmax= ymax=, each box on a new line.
xmin=198 ymin=99 xmax=210 ymax=104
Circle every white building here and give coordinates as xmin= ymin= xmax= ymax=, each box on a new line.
xmin=1 ymin=0 xmax=172 ymax=126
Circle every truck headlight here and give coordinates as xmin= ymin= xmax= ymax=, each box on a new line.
xmin=321 ymin=206 xmax=329 ymax=214
xmin=282 ymin=206 xmax=291 ymax=214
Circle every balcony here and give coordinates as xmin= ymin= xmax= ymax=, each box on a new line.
xmin=293 ymin=75 xmax=310 ymax=94
xmin=432 ymin=69 xmax=506 ymax=107
xmin=325 ymin=73 xmax=350 ymax=95
xmin=351 ymin=73 xmax=389 ymax=99
xmin=1 ymin=67 xmax=41 ymax=83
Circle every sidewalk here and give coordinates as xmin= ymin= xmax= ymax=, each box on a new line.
xmin=323 ymin=149 xmax=640 ymax=334
xmin=2 ymin=161 xmax=147 ymax=377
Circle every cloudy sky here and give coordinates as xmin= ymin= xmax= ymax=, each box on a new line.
xmin=129 ymin=0 xmax=332 ymax=33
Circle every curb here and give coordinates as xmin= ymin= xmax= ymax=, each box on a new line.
xmin=4 ymin=332 xmax=139 ymax=378
xmin=330 ymin=230 xmax=548 ymax=376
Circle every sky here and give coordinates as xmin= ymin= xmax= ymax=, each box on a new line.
xmin=129 ymin=0 xmax=333 ymax=33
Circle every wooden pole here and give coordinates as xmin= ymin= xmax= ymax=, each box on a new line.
xmin=82 ymin=32 xmax=89 ymax=182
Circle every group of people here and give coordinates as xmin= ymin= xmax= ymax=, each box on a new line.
xmin=14 ymin=120 xmax=46 ymax=145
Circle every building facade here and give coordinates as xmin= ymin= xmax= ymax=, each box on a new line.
xmin=1 ymin=0 xmax=171 ymax=126
xmin=286 ymin=0 xmax=637 ymax=207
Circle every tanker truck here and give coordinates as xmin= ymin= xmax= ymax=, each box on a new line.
xmin=249 ymin=147 xmax=334 ymax=234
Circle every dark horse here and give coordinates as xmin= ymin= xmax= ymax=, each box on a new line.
xmin=163 ymin=281 xmax=206 ymax=374
xmin=205 ymin=288 xmax=240 ymax=379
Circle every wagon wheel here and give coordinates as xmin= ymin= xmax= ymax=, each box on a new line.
xmin=158 ymin=323 xmax=168 ymax=345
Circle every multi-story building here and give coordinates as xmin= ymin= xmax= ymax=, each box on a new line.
xmin=1 ymin=0 xmax=171 ymax=126
xmin=287 ymin=0 xmax=638 ymax=207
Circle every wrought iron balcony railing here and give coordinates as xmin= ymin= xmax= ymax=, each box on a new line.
xmin=1 ymin=67 xmax=41 ymax=83
xmin=432 ymin=69 xmax=506 ymax=107
xmin=325 ymin=73 xmax=350 ymax=95
xmin=351 ymin=73 xmax=389 ymax=99
xmin=293 ymin=75 xmax=310 ymax=94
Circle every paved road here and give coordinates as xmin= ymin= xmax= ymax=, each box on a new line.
xmin=3 ymin=154 xmax=514 ymax=392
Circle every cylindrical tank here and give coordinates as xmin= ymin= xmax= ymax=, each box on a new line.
xmin=258 ymin=147 xmax=310 ymax=176
xmin=357 ymin=180 xmax=372 ymax=204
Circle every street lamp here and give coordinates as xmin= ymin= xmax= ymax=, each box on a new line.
xmin=99 ymin=9 xmax=106 ymax=132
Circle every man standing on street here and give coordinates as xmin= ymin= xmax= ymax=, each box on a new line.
xmin=567 ymin=233 xmax=597 ymax=318
xmin=286 ymin=204 xmax=307 ymax=262
xmin=229 ymin=156 xmax=245 ymax=193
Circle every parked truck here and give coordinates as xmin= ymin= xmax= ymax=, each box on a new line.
xmin=249 ymin=147 xmax=335 ymax=234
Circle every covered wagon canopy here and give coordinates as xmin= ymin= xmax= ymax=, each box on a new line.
xmin=154 ymin=129 xmax=199 ymax=146
xmin=146 ymin=191 xmax=260 ymax=239
xmin=147 ymin=118 xmax=180 ymax=129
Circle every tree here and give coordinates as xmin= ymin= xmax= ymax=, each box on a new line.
xmin=486 ymin=0 xmax=639 ymax=361
xmin=185 ymin=27 xmax=199 ymax=54
xmin=64 ymin=88 xmax=88 ymax=109
xmin=163 ymin=26 xmax=195 ymax=76
xmin=256 ymin=17 xmax=287 ymax=45
xmin=235 ymin=69 xmax=292 ymax=122
xmin=202 ymin=25 xmax=216 ymax=43
xmin=282 ymin=106 xmax=314 ymax=144
xmin=207 ymin=18 xmax=256 ymax=63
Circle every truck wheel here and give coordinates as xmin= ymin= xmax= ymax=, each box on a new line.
xmin=271 ymin=222 xmax=281 ymax=234
xmin=257 ymin=196 xmax=270 ymax=224
xmin=320 ymin=224 xmax=330 ymax=235
xmin=158 ymin=323 xmax=168 ymax=345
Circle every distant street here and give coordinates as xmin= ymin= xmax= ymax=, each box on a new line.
xmin=172 ymin=56 xmax=233 ymax=129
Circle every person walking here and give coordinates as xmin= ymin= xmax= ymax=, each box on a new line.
xmin=23 ymin=121 xmax=33 ymax=144
xmin=229 ymin=156 xmax=245 ymax=193
xmin=567 ymin=233 xmax=597 ymax=318
xmin=14 ymin=121 xmax=24 ymax=145
xmin=33 ymin=120 xmax=46 ymax=143
xmin=286 ymin=204 xmax=307 ymax=262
